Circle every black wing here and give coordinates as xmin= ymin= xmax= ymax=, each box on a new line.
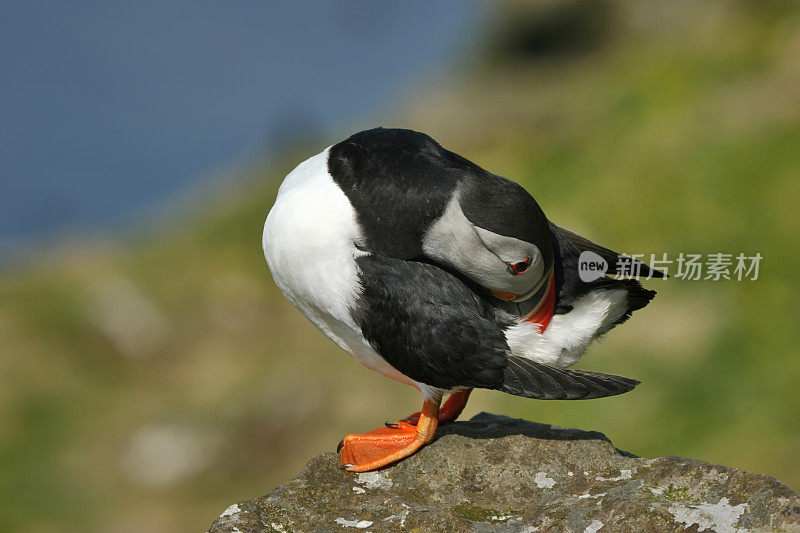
xmin=552 ymin=224 xmax=666 ymax=279
xmin=502 ymin=356 xmax=639 ymax=400
xmin=352 ymin=254 xmax=638 ymax=399
xmin=549 ymin=223 xmax=657 ymax=324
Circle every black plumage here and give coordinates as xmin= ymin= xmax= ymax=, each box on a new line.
xmin=549 ymin=223 xmax=657 ymax=327
xmin=502 ymin=357 xmax=639 ymax=400
xmin=351 ymin=254 xmax=510 ymax=390
xmin=325 ymin=127 xmax=660 ymax=400
xmin=329 ymin=129 xmax=459 ymax=259
xmin=554 ymin=224 xmax=666 ymax=279
xmin=329 ymin=127 xmax=552 ymax=266
xmin=352 ymin=254 xmax=640 ymax=400
xmin=265 ymin=127 xmax=665 ymax=473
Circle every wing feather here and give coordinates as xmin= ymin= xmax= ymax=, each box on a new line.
xmin=500 ymin=356 xmax=639 ymax=400
xmin=554 ymin=224 xmax=667 ymax=279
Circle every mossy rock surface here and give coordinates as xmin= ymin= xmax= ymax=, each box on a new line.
xmin=208 ymin=413 xmax=800 ymax=532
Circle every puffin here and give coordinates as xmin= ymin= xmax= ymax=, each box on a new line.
xmin=262 ymin=128 xmax=663 ymax=472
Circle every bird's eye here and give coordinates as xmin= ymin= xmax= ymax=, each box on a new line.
xmin=508 ymin=256 xmax=532 ymax=275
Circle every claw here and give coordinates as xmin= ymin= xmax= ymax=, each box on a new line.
xmin=341 ymin=463 xmax=355 ymax=469
xmin=384 ymin=421 xmax=400 ymax=429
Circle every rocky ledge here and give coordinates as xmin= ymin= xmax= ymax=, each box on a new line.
xmin=208 ymin=413 xmax=800 ymax=532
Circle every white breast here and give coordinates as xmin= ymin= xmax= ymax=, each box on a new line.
xmin=262 ymin=148 xmax=427 ymax=391
xmin=504 ymin=288 xmax=629 ymax=368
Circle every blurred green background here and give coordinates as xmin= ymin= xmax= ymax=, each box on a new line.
xmin=2 ymin=1 xmax=799 ymax=532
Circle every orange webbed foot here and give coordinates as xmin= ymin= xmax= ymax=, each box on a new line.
xmin=339 ymin=421 xmax=422 ymax=472
xmin=339 ymin=399 xmax=440 ymax=472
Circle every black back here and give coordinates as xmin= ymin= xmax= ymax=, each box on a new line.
xmin=328 ymin=128 xmax=460 ymax=259
xmin=328 ymin=127 xmax=553 ymax=266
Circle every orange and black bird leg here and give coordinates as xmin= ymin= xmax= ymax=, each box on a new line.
xmin=339 ymin=398 xmax=440 ymax=472
xmin=437 ymin=388 xmax=472 ymax=423
xmin=401 ymin=388 xmax=472 ymax=426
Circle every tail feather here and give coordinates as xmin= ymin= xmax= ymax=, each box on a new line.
xmin=500 ymin=356 xmax=639 ymax=400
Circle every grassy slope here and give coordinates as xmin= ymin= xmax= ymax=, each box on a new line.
xmin=1 ymin=2 xmax=799 ymax=531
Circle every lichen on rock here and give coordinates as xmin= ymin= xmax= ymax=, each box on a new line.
xmin=207 ymin=413 xmax=800 ymax=532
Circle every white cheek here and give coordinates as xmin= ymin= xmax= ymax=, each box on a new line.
xmin=423 ymin=189 xmax=550 ymax=294
xmin=422 ymin=191 xmax=507 ymax=288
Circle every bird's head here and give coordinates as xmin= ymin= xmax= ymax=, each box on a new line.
xmin=422 ymin=176 xmax=553 ymax=302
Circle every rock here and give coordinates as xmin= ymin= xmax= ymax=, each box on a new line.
xmin=208 ymin=413 xmax=800 ymax=532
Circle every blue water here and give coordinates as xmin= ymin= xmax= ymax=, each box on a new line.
xmin=0 ymin=1 xmax=481 ymax=254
